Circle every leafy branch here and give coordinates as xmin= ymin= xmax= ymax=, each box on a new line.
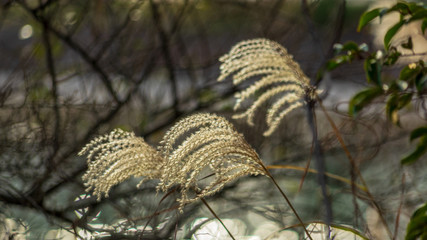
xmin=327 ymin=1 xmax=427 ymax=239
xmin=327 ymin=1 xmax=427 ymax=165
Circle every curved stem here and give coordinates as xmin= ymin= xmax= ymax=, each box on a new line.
xmin=200 ymin=198 xmax=236 ymax=240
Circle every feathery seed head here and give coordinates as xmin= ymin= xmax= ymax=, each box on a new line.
xmin=158 ymin=113 xmax=265 ymax=211
xmin=218 ymin=38 xmax=313 ymax=136
xmin=79 ymin=129 xmax=164 ymax=200
xmin=79 ymin=114 xmax=266 ymax=212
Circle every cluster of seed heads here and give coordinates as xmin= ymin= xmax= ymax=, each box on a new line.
xmin=80 ymin=38 xmax=314 ymax=211
xmin=79 ymin=113 xmax=264 ymax=211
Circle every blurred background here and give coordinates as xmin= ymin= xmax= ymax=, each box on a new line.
xmin=0 ymin=0 xmax=426 ymax=239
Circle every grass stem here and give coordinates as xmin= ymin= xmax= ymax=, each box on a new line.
xmin=200 ymin=198 xmax=236 ymax=240
xmin=258 ymin=161 xmax=313 ymax=240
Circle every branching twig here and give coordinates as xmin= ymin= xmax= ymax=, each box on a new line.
xmin=150 ymin=0 xmax=181 ymax=116
xmin=17 ymin=0 xmax=121 ymax=104
xmin=392 ymin=173 xmax=406 ymax=240
xmin=317 ymin=96 xmax=393 ymax=238
xmin=41 ymin=18 xmax=61 ymax=166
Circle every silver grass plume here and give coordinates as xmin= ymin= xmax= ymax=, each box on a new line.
xmin=79 ymin=114 xmax=264 ymax=211
xmin=218 ymin=38 xmax=314 ymax=136
xmin=79 ymin=129 xmax=164 ymax=200
xmin=158 ymin=113 xmax=265 ymax=210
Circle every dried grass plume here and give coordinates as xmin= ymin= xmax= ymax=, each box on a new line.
xmin=158 ymin=113 xmax=265 ymax=210
xmin=218 ymin=38 xmax=314 ymax=136
xmin=79 ymin=114 xmax=265 ymax=211
xmin=79 ymin=129 xmax=164 ymax=200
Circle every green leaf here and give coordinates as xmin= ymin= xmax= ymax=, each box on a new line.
xmin=395 ymin=80 xmax=409 ymax=90
xmin=405 ymin=201 xmax=427 ymax=240
xmin=387 ymin=93 xmax=413 ymax=126
xmin=384 ymin=48 xmax=401 ymax=65
xmin=400 ymin=64 xmax=420 ymax=81
xmin=386 ymin=94 xmax=400 ymax=125
xmin=357 ymin=8 xmax=383 ymax=32
xmin=401 ymin=136 xmax=427 ymax=164
xmin=422 ymin=19 xmax=427 ymax=34
xmin=408 ymin=9 xmax=427 ymax=22
xmin=407 ymin=2 xmax=425 ymax=15
xmin=349 ymin=87 xmax=384 ymax=116
xmin=305 ymin=222 xmax=369 ymax=240
xmin=384 ymin=20 xmax=406 ymax=50
xmin=326 ymin=55 xmax=351 ymax=70
xmin=406 ymin=215 xmax=427 ymax=240
xmin=401 ymin=37 xmax=413 ymax=50
xmin=388 ymin=2 xmax=410 ymax=15
xmin=332 ymin=41 xmax=362 ymax=55
xmin=410 ymin=127 xmax=427 ymax=141
xmin=398 ymin=93 xmax=413 ymax=108
xmin=364 ymin=57 xmax=382 ymax=86
xmin=342 ymin=41 xmax=359 ymax=52
xmin=415 ymin=74 xmax=427 ymax=92
xmin=412 ymin=202 xmax=427 ymax=218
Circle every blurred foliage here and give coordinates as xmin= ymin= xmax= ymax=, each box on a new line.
xmin=327 ymin=1 xmax=427 ymax=239
xmin=405 ymin=201 xmax=427 ymax=240
xmin=327 ymin=0 xmax=427 ymax=164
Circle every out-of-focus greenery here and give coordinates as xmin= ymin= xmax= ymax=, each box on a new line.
xmin=328 ymin=1 xmax=427 ymax=239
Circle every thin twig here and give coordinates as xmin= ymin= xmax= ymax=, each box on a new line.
xmin=95 ymin=1 xmax=142 ymax=60
xmin=150 ymin=0 xmax=182 ymax=116
xmin=17 ymin=1 xmax=121 ymax=103
xmin=41 ymin=18 xmax=61 ymax=165
xmin=139 ymin=187 xmax=179 ymax=239
xmin=392 ymin=173 xmax=405 ymax=240
xmin=301 ymin=0 xmax=325 ymax=61
xmin=316 ymin=95 xmax=393 ymax=238
xmin=263 ymin=0 xmax=285 ymax=36
xmin=298 ymin=163 xmax=311 ymax=193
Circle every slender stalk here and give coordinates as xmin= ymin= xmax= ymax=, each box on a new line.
xmin=306 ymin=98 xmax=333 ymax=236
xmin=257 ymin=162 xmax=313 ymax=240
xmin=266 ymin=165 xmax=366 ymax=192
xmin=392 ymin=174 xmax=405 ymax=240
xmin=200 ymin=198 xmax=236 ymax=240
xmin=298 ymin=141 xmax=313 ymax=192
xmin=139 ymin=188 xmax=179 ymax=239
